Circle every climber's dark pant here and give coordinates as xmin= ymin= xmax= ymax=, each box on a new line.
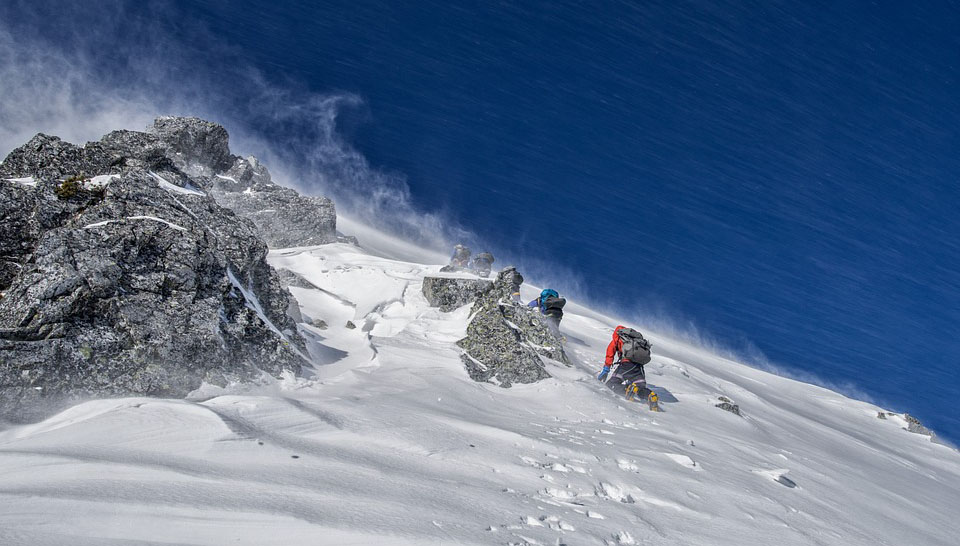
xmin=606 ymin=361 xmax=646 ymax=394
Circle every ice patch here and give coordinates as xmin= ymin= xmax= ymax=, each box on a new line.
xmin=151 ymin=171 xmax=206 ymax=196
xmin=3 ymin=176 xmax=36 ymax=186
xmin=84 ymin=174 xmax=118 ymax=189
xmin=83 ymin=216 xmax=187 ymax=231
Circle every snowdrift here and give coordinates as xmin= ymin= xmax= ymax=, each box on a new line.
xmin=1 ymin=235 xmax=958 ymax=546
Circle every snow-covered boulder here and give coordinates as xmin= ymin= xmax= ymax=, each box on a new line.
xmin=456 ymin=268 xmax=567 ymax=387
xmin=0 ymin=165 xmax=308 ymax=422
xmin=421 ymin=275 xmax=492 ymax=312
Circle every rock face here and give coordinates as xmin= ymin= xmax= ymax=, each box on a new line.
xmin=0 ymin=136 xmax=310 ymax=421
xmin=150 ymin=117 xmax=233 ymax=177
xmin=421 ymin=276 xmax=492 ymax=312
xmin=154 ymin=117 xmax=339 ymax=247
xmin=0 ymin=116 xmax=339 ymax=249
xmin=456 ymin=268 xmax=567 ymax=387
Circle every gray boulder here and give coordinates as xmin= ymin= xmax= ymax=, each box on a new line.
xmin=0 ymin=166 xmax=309 ymax=422
xmin=422 ymin=276 xmax=492 ymax=312
xmin=715 ymin=396 xmax=742 ymax=416
xmin=456 ymin=268 xmax=567 ymax=387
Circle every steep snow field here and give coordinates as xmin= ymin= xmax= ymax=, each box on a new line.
xmin=1 ymin=227 xmax=958 ymax=546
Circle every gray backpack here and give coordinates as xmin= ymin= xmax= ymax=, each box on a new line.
xmin=617 ymin=328 xmax=652 ymax=365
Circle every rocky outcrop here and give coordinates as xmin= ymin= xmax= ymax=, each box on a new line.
xmin=904 ymin=414 xmax=935 ymax=438
xmin=456 ymin=268 xmax=567 ymax=387
xmin=0 ymin=151 xmax=309 ymax=421
xmin=0 ymin=117 xmax=340 ymax=249
xmin=422 ymin=276 xmax=492 ymax=312
xmin=715 ymin=396 xmax=742 ymax=416
xmin=150 ymin=117 xmax=234 ymax=177
xmin=150 ymin=119 xmax=338 ymax=247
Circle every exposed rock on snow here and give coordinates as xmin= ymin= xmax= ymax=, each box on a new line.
xmin=0 ymin=164 xmax=307 ymax=421
xmin=715 ymin=396 xmax=742 ymax=416
xmin=421 ymin=275 xmax=492 ymax=312
xmin=457 ymin=268 xmax=567 ymax=387
xmin=905 ymin=413 xmax=936 ymax=438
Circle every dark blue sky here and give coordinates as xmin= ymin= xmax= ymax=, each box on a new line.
xmin=3 ymin=1 xmax=959 ymax=441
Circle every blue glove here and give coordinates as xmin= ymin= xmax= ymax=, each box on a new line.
xmin=597 ymin=366 xmax=610 ymax=381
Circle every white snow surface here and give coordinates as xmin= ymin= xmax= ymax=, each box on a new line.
xmin=84 ymin=174 xmax=119 ymax=189
xmin=1 ymin=231 xmax=958 ymax=546
xmin=2 ymin=176 xmax=37 ymax=187
xmin=83 ymin=215 xmax=187 ymax=232
xmin=151 ymin=171 xmax=206 ymax=196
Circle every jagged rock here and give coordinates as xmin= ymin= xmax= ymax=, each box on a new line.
xmin=209 ymin=182 xmax=337 ymax=248
xmin=149 ymin=116 xmax=233 ymax=177
xmin=345 ymin=321 xmax=356 ymax=329
xmin=148 ymin=119 xmax=338 ymax=247
xmin=877 ymin=411 xmax=887 ymax=420
xmin=456 ymin=268 xmax=567 ymax=387
xmin=422 ymin=276 xmax=492 ymax=312
xmin=0 ymin=166 xmax=309 ymax=422
xmin=0 ymin=131 xmax=179 ymax=184
xmin=0 ymin=134 xmax=90 ymax=181
xmin=716 ymin=396 xmax=742 ymax=416
xmin=1 ymin=117 xmax=340 ymax=250
xmin=904 ymin=414 xmax=935 ymax=438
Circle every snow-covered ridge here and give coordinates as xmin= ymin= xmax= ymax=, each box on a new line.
xmin=1 ymin=233 xmax=957 ymax=546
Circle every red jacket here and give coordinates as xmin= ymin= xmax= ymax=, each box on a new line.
xmin=604 ymin=325 xmax=627 ymax=366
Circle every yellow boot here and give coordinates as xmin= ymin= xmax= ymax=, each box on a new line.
xmin=625 ymin=383 xmax=637 ymax=401
xmin=648 ymin=390 xmax=660 ymax=412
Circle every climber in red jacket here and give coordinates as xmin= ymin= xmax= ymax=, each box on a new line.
xmin=597 ymin=325 xmax=659 ymax=409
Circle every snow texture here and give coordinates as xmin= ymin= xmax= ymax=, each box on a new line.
xmin=2 ymin=176 xmax=36 ymax=187
xmin=1 ymin=228 xmax=958 ymax=546
xmin=150 ymin=170 xmax=206 ymax=196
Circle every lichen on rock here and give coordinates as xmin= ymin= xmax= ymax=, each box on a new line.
xmin=456 ymin=267 xmax=567 ymax=387
xmin=421 ymin=275 xmax=492 ymax=312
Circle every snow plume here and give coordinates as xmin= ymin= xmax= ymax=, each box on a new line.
xmin=0 ymin=1 xmax=466 ymax=252
xmin=224 ymin=87 xmax=468 ymax=251
xmin=0 ymin=26 xmax=158 ymax=155
xmin=609 ymin=302 xmax=884 ymax=408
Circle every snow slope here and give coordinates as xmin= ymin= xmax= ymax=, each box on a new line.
xmin=1 ymin=231 xmax=958 ymax=546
